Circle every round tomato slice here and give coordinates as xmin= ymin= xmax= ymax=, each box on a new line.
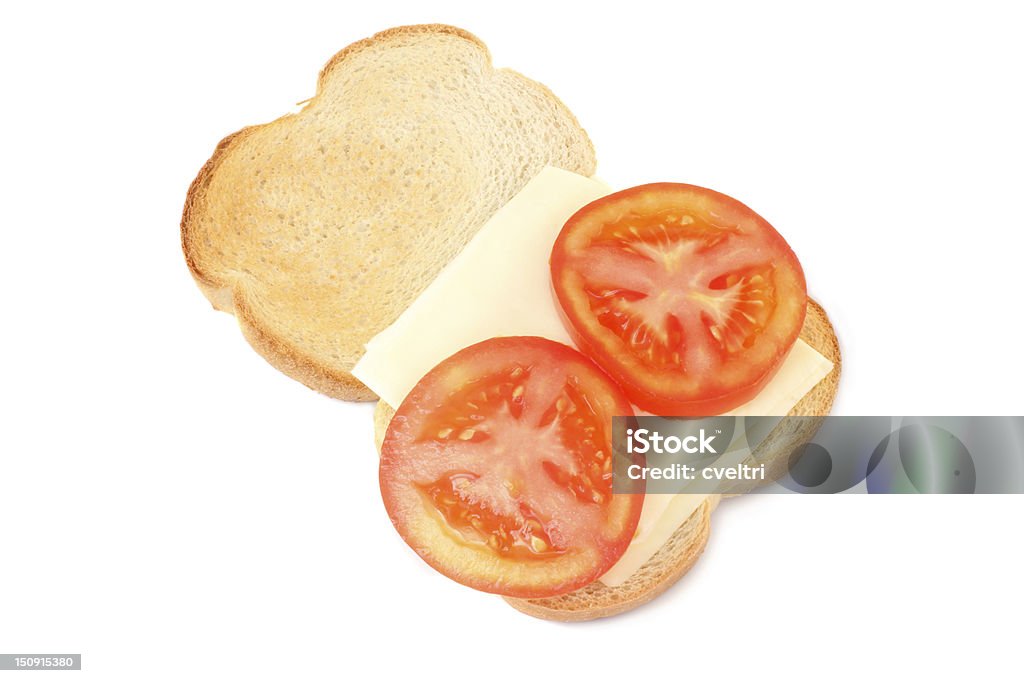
xmin=551 ymin=183 xmax=807 ymax=416
xmin=379 ymin=336 xmax=642 ymax=599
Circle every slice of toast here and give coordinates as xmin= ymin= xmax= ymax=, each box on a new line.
xmin=372 ymin=299 xmax=841 ymax=620
xmin=181 ymin=24 xmax=596 ymax=400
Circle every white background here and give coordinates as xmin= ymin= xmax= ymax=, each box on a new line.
xmin=3 ymin=1 xmax=1023 ymax=681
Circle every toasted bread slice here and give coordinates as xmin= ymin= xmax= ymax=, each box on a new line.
xmin=372 ymin=299 xmax=840 ymax=620
xmin=181 ymin=24 xmax=596 ymax=399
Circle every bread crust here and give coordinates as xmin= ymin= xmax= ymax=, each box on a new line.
xmin=734 ymin=298 xmax=841 ymax=492
xmin=371 ymin=298 xmax=840 ymax=620
xmin=182 ymin=125 xmax=379 ymax=399
xmin=181 ymin=24 xmax=595 ymax=401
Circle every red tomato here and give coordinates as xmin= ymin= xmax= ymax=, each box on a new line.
xmin=551 ymin=183 xmax=807 ymax=415
xmin=379 ymin=337 xmax=642 ymax=598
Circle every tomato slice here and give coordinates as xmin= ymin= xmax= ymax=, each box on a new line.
xmin=550 ymin=183 xmax=807 ymax=416
xmin=379 ymin=336 xmax=642 ymax=598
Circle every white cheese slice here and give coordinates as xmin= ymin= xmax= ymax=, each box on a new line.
xmin=601 ymin=493 xmax=709 ymax=585
xmin=352 ymin=166 xmax=834 ymax=586
xmin=353 ymin=167 xmax=603 ymax=408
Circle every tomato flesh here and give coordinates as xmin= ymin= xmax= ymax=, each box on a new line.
xmin=379 ymin=337 xmax=642 ymax=598
xmin=551 ymin=183 xmax=807 ymax=415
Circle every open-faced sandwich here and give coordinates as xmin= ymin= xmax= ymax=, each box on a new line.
xmin=182 ymin=24 xmax=841 ymax=621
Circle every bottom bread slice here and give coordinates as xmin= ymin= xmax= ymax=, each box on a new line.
xmin=370 ymin=299 xmax=840 ymax=620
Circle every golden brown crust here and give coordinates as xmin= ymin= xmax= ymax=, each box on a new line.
xmin=233 ymin=293 xmax=378 ymax=400
xmin=790 ymin=299 xmax=842 ymax=416
xmin=181 ymin=127 xmax=250 ymax=308
xmin=180 ymin=24 xmax=594 ymax=402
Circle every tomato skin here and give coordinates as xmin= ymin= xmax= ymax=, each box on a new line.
xmin=379 ymin=336 xmax=643 ymax=599
xmin=589 ymin=348 xmax=787 ymax=416
xmin=551 ymin=183 xmax=807 ymax=416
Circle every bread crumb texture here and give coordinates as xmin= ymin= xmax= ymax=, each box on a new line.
xmin=181 ymin=25 xmax=596 ymax=399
